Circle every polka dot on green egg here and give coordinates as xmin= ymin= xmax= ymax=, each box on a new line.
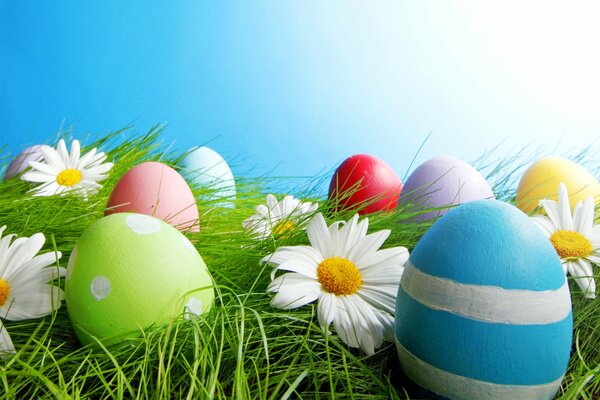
xmin=90 ymin=276 xmax=111 ymax=301
xmin=184 ymin=297 xmax=203 ymax=319
xmin=125 ymin=213 xmax=162 ymax=235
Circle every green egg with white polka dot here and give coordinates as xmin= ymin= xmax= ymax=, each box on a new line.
xmin=65 ymin=213 xmax=214 ymax=346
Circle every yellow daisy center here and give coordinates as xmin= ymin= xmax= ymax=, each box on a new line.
xmin=0 ymin=279 xmax=10 ymax=307
xmin=56 ymin=169 xmax=82 ymax=187
xmin=549 ymin=230 xmax=593 ymax=259
xmin=273 ymin=220 xmax=296 ymax=236
xmin=317 ymin=257 xmax=362 ymax=295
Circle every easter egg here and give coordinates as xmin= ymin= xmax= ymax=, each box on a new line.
xmin=4 ymin=145 xmax=43 ymax=180
xmin=328 ymin=154 xmax=402 ymax=215
xmin=105 ymin=161 xmax=200 ymax=232
xmin=516 ymin=157 xmax=600 ymax=213
xmin=395 ymin=200 xmax=572 ymax=400
xmin=180 ymin=146 xmax=236 ymax=207
xmin=398 ymin=156 xmax=494 ymax=221
xmin=65 ymin=213 xmax=214 ymax=346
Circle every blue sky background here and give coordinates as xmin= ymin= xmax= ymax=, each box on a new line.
xmin=2 ymin=1 xmax=600 ymax=179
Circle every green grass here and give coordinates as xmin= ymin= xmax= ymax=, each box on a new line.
xmin=0 ymin=126 xmax=598 ymax=399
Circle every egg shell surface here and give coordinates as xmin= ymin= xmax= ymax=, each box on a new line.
xmin=181 ymin=146 xmax=236 ymax=206
xmin=516 ymin=156 xmax=600 ymax=213
xmin=328 ymin=154 xmax=402 ymax=215
xmin=65 ymin=213 xmax=214 ymax=346
xmin=398 ymin=156 xmax=494 ymax=221
xmin=105 ymin=161 xmax=200 ymax=232
xmin=395 ymin=200 xmax=572 ymax=400
xmin=4 ymin=145 xmax=43 ymax=180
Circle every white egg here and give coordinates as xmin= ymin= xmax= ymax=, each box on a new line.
xmin=181 ymin=146 xmax=236 ymax=207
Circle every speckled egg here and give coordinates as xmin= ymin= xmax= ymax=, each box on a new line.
xmin=65 ymin=213 xmax=214 ymax=346
xmin=398 ymin=156 xmax=494 ymax=221
xmin=4 ymin=145 xmax=43 ymax=180
xmin=516 ymin=156 xmax=600 ymax=213
xmin=105 ymin=161 xmax=200 ymax=232
xmin=328 ymin=154 xmax=402 ymax=215
xmin=395 ymin=200 xmax=572 ymax=400
xmin=180 ymin=146 xmax=236 ymax=207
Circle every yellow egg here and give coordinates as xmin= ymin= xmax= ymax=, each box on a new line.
xmin=516 ymin=157 xmax=600 ymax=213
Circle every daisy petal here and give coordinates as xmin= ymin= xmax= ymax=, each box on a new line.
xmin=31 ymin=182 xmax=64 ymax=197
xmin=0 ymin=322 xmax=15 ymax=357
xmin=539 ymin=199 xmax=561 ymax=230
xmin=263 ymin=247 xmax=321 ymax=279
xmin=357 ymin=285 xmax=399 ymax=314
xmin=333 ymin=298 xmax=360 ymax=349
xmin=557 ymin=183 xmax=573 ymax=230
xmin=28 ymin=160 xmax=60 ymax=175
xmin=335 ymin=214 xmax=362 ymax=256
xmin=307 ymin=214 xmax=331 ymax=256
xmin=317 ymin=292 xmax=337 ymax=331
xmin=77 ymin=147 xmax=97 ymax=167
xmin=531 ymin=216 xmax=555 ymax=237
xmin=86 ymin=152 xmax=108 ymax=168
xmin=350 ymin=230 xmax=391 ymax=266
xmin=10 ymin=259 xmax=64 ymax=289
xmin=40 ymin=145 xmax=66 ymax=171
xmin=573 ymin=197 xmax=594 ymax=236
xmin=254 ymin=204 xmax=269 ymax=216
xmin=266 ymin=194 xmax=278 ymax=210
xmin=69 ymin=140 xmax=81 ymax=168
xmin=359 ymin=247 xmax=409 ymax=272
xmin=587 ymin=255 xmax=600 ymax=265
xmin=3 ymin=233 xmax=45 ymax=279
xmin=3 ymin=285 xmax=64 ymax=320
xmin=84 ymin=163 xmax=114 ymax=176
xmin=375 ymin=310 xmax=395 ymax=341
xmin=21 ymin=171 xmax=55 ymax=183
xmin=351 ymin=297 xmax=385 ymax=354
xmin=569 ymin=259 xmax=596 ymax=299
xmin=267 ymin=273 xmax=321 ymax=310
xmin=56 ymin=139 xmax=69 ymax=163
xmin=590 ymin=225 xmax=600 ymax=241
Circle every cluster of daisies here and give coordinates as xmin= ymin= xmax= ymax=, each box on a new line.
xmin=243 ymin=197 xmax=409 ymax=354
xmin=3 ymin=137 xmax=600 ymax=357
xmin=244 ymin=182 xmax=600 ymax=354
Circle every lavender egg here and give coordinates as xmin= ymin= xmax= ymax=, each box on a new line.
xmin=4 ymin=145 xmax=44 ymax=180
xmin=399 ymin=156 xmax=494 ymax=221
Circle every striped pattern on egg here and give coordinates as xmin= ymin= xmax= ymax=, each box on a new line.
xmin=395 ymin=200 xmax=572 ymax=400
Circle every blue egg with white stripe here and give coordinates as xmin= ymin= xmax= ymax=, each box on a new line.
xmin=395 ymin=199 xmax=572 ymax=400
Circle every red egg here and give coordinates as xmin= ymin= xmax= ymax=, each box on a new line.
xmin=105 ymin=161 xmax=200 ymax=232
xmin=328 ymin=154 xmax=402 ymax=215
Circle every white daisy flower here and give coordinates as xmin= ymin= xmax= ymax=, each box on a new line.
xmin=243 ymin=194 xmax=318 ymax=240
xmin=262 ymin=213 xmax=409 ymax=355
xmin=0 ymin=321 xmax=15 ymax=356
xmin=0 ymin=226 xmax=65 ymax=320
xmin=21 ymin=139 xmax=114 ymax=198
xmin=532 ymin=182 xmax=600 ymax=299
